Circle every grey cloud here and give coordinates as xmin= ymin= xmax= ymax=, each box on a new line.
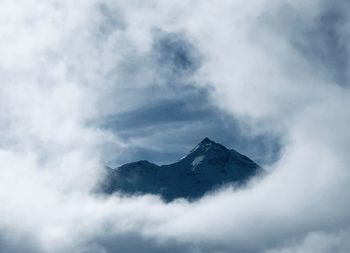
xmin=98 ymin=30 xmax=281 ymax=165
xmin=150 ymin=31 xmax=202 ymax=81
xmin=262 ymin=0 xmax=350 ymax=86
xmin=83 ymin=233 xmax=206 ymax=253
xmin=97 ymin=3 xmax=126 ymax=35
xmin=266 ymin=230 xmax=350 ymax=253
xmin=0 ymin=233 xmax=40 ymax=253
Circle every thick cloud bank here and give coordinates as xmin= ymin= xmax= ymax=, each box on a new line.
xmin=0 ymin=0 xmax=350 ymax=252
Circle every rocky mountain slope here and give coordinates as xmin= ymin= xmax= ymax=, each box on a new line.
xmin=103 ymin=138 xmax=264 ymax=201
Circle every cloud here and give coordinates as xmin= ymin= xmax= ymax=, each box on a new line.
xmin=96 ymin=27 xmax=280 ymax=165
xmin=265 ymin=230 xmax=350 ymax=253
xmin=0 ymin=0 xmax=350 ymax=253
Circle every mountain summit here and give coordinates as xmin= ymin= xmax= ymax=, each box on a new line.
xmin=103 ymin=138 xmax=264 ymax=201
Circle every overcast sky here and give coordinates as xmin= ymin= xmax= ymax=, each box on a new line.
xmin=1 ymin=0 xmax=350 ymax=253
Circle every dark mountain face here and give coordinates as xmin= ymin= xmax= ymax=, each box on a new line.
xmin=103 ymin=138 xmax=264 ymax=201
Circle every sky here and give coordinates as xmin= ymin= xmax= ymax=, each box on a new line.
xmin=0 ymin=0 xmax=350 ymax=253
xmin=98 ymin=25 xmax=281 ymax=166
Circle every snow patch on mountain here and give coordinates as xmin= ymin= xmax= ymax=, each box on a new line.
xmin=191 ymin=155 xmax=205 ymax=170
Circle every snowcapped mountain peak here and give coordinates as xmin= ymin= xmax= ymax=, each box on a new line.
xmin=103 ymin=138 xmax=264 ymax=201
xmin=190 ymin=137 xmax=225 ymax=154
xmin=200 ymin=137 xmax=212 ymax=144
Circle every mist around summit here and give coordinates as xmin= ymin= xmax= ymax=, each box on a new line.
xmin=1 ymin=1 xmax=350 ymax=253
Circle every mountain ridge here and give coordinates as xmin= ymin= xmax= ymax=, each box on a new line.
xmin=102 ymin=137 xmax=264 ymax=201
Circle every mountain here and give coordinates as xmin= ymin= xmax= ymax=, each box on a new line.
xmin=102 ymin=137 xmax=264 ymax=201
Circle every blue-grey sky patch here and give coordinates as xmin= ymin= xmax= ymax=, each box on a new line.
xmin=103 ymin=97 xmax=281 ymax=166
xmin=99 ymin=30 xmax=281 ymax=166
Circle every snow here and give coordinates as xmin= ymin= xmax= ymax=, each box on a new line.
xmin=191 ymin=155 xmax=205 ymax=170
xmin=189 ymin=143 xmax=201 ymax=154
xmin=204 ymin=143 xmax=212 ymax=152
